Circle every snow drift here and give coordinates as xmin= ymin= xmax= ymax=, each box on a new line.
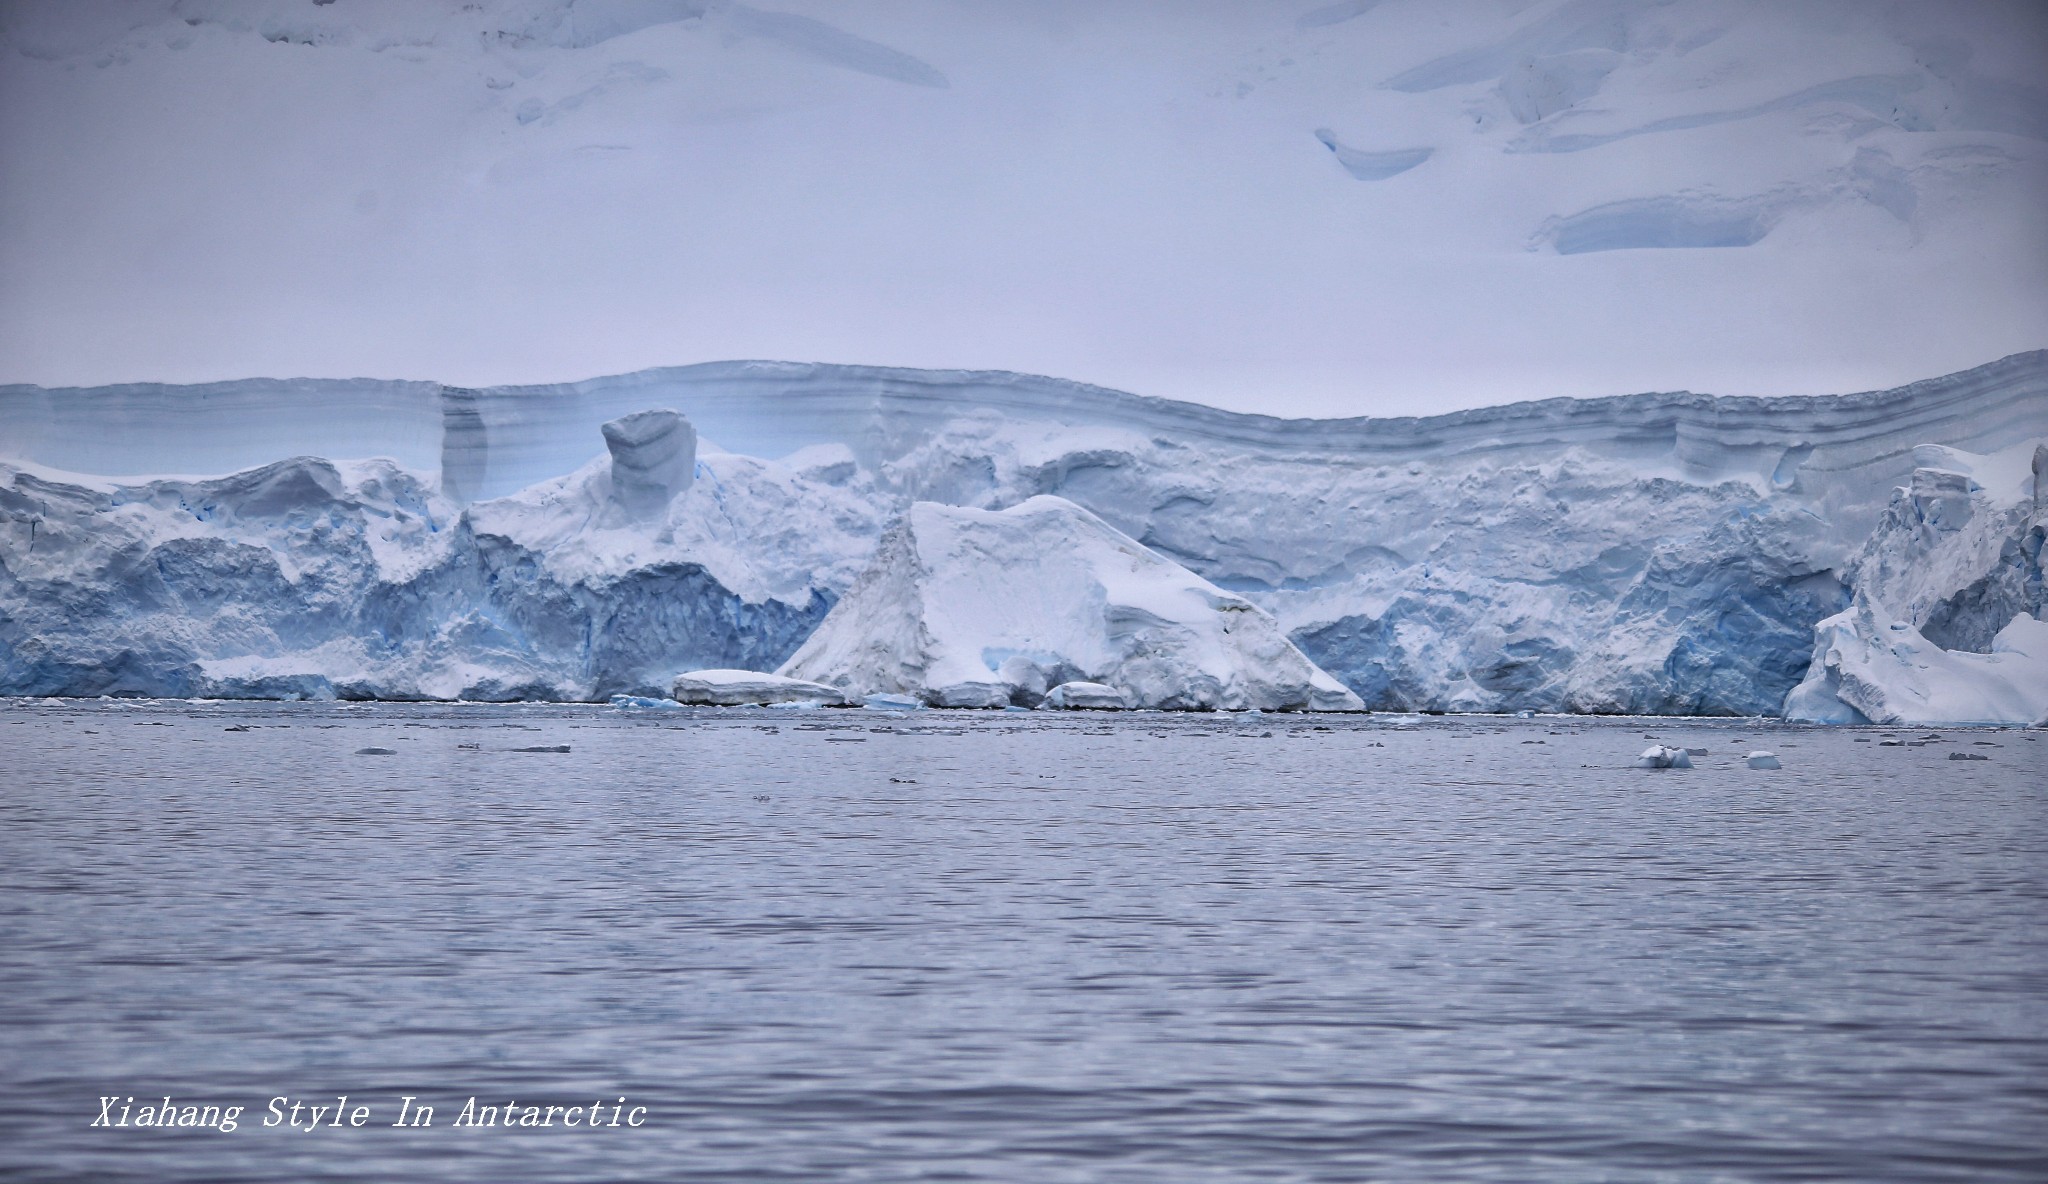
xmin=778 ymin=496 xmax=1364 ymax=711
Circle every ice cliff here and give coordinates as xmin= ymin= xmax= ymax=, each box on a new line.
xmin=4 ymin=354 xmax=2047 ymax=716
xmin=1785 ymin=441 xmax=2048 ymax=725
xmin=779 ymin=496 xmax=1363 ymax=711
xmin=0 ymin=429 xmax=875 ymax=700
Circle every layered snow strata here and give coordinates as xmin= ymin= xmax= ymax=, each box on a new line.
xmin=1785 ymin=440 xmax=2048 ymax=725
xmin=671 ymin=669 xmax=847 ymax=706
xmin=779 ymin=496 xmax=1365 ymax=712
xmin=602 ymin=408 xmax=695 ymax=522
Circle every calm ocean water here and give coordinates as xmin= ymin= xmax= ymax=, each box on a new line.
xmin=1 ymin=700 xmax=2042 ymax=1183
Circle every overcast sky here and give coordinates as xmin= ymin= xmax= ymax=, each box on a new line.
xmin=1 ymin=0 xmax=2044 ymax=418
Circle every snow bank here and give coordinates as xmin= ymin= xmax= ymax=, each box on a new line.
xmin=779 ymin=496 xmax=1363 ymax=712
xmin=1785 ymin=439 xmax=2048 ymax=725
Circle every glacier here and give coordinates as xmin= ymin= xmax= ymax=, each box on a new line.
xmin=778 ymin=496 xmax=1364 ymax=712
xmin=1784 ymin=441 xmax=2048 ymax=725
xmin=5 ymin=1 xmax=2045 ymax=417
xmin=3 ymin=353 xmax=2046 ymax=717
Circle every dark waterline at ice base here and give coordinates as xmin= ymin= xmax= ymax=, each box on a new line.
xmin=2 ymin=700 xmax=2042 ymax=1183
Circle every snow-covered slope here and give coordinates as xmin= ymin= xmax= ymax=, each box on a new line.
xmin=1 ymin=2 xmax=2043 ymax=414
xmin=1785 ymin=440 xmax=2047 ymax=725
xmin=5 ymin=354 xmax=2047 ymax=711
xmin=779 ymin=496 xmax=1362 ymax=711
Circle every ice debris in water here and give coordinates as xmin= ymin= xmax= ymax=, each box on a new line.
xmin=1745 ymin=750 xmax=1781 ymax=769
xmin=672 ymin=669 xmax=850 ymax=707
xmin=1043 ymin=681 xmax=1129 ymax=710
xmin=1636 ymin=744 xmax=1693 ymax=769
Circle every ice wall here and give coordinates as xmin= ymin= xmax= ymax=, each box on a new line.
xmin=1785 ymin=440 xmax=2048 ymax=725
xmin=779 ymin=496 xmax=1363 ymax=711
xmin=8 ymin=352 xmax=2044 ymax=513
xmin=4 ymin=353 xmax=2047 ymax=711
xmin=0 ymin=443 xmax=869 ymax=701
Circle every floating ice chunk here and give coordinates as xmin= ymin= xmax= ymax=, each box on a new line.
xmin=1745 ymin=750 xmax=1781 ymax=769
xmin=1635 ymin=744 xmax=1693 ymax=769
xmin=929 ymin=681 xmax=1011 ymax=709
xmin=1043 ymin=681 xmax=1129 ymax=710
xmin=609 ymin=694 xmax=681 ymax=709
xmin=672 ymin=668 xmax=849 ymax=706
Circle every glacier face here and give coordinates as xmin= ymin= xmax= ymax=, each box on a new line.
xmin=0 ymin=447 xmax=872 ymax=701
xmin=778 ymin=496 xmax=1363 ymax=712
xmin=1784 ymin=441 xmax=2048 ymax=725
xmin=3 ymin=354 xmax=2046 ymax=713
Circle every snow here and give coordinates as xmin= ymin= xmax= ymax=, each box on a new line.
xmin=0 ymin=2 xmax=2043 ymax=415
xmin=778 ymin=496 xmax=1365 ymax=712
xmin=671 ymin=668 xmax=848 ymax=707
xmin=1783 ymin=438 xmax=2048 ymax=725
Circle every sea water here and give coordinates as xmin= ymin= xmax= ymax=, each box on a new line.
xmin=1 ymin=700 xmax=2042 ymax=1182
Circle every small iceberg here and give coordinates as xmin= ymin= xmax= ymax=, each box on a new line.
xmin=1745 ymin=750 xmax=1781 ymax=769
xmin=1635 ymin=744 xmax=1693 ymax=769
xmin=1043 ymin=681 xmax=1129 ymax=710
xmin=672 ymin=669 xmax=850 ymax=707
